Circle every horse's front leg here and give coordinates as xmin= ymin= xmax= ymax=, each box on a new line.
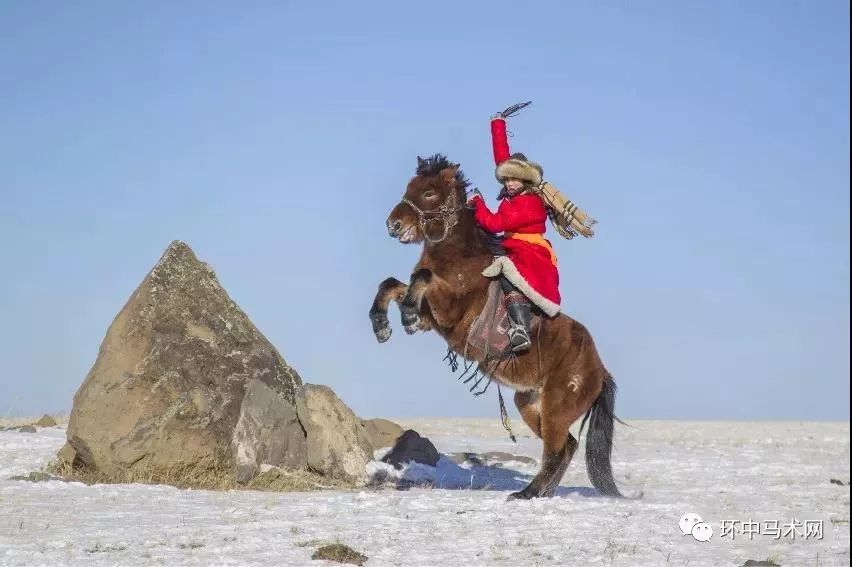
xmin=400 ymin=268 xmax=432 ymax=334
xmin=370 ymin=277 xmax=407 ymax=343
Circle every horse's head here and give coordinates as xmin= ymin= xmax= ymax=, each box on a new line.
xmin=387 ymin=154 xmax=469 ymax=244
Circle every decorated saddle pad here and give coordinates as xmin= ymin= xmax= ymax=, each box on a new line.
xmin=465 ymin=281 xmax=541 ymax=362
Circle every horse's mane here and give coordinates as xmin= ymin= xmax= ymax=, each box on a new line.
xmin=415 ymin=153 xmax=504 ymax=256
xmin=416 ymin=154 xmax=471 ymax=190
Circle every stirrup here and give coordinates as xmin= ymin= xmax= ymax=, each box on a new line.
xmin=508 ymin=326 xmax=531 ymax=352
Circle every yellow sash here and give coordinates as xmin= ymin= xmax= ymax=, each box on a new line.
xmin=505 ymin=232 xmax=558 ymax=266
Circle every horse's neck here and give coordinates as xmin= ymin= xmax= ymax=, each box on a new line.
xmin=424 ymin=210 xmax=490 ymax=258
xmin=422 ymin=217 xmax=493 ymax=292
xmin=415 ymin=208 xmax=493 ymax=342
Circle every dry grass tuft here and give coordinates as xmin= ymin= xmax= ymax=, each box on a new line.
xmin=44 ymin=457 xmax=356 ymax=493
xmin=311 ymin=543 xmax=368 ymax=566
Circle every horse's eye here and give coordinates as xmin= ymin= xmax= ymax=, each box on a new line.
xmin=423 ymin=190 xmax=437 ymax=199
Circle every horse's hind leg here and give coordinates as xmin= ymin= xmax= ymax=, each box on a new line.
xmin=514 ymin=390 xmax=542 ymax=438
xmin=540 ymin=434 xmax=578 ymax=497
xmin=370 ymin=277 xmax=407 ymax=343
xmin=514 ymin=389 xmax=578 ymax=497
xmin=509 ymin=383 xmax=586 ymax=500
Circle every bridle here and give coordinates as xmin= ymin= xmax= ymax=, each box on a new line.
xmin=398 ymin=189 xmax=465 ymax=244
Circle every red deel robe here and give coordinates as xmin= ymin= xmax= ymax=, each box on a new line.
xmin=470 ymin=117 xmax=561 ymax=317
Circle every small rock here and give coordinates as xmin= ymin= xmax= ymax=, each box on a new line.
xmin=448 ymin=452 xmax=484 ymax=466
xmin=447 ymin=451 xmax=537 ymax=467
xmin=830 ymin=478 xmax=848 ymax=486
xmin=381 ymin=430 xmax=439 ymax=470
xmin=56 ymin=442 xmax=79 ymax=468
xmin=311 ymin=543 xmax=367 ymax=566
xmin=17 ymin=425 xmax=37 ymax=433
xmin=360 ymin=418 xmax=404 ymax=449
xmin=742 ymin=560 xmax=780 ymax=567
xmin=235 ymin=464 xmax=258 ymax=485
xmin=482 ymin=451 xmax=537 ymax=465
xmin=35 ymin=415 xmax=57 ymax=427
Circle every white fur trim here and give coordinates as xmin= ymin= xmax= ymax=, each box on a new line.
xmin=482 ymin=256 xmax=561 ymax=317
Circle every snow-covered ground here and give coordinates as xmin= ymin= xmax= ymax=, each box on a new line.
xmin=0 ymin=420 xmax=848 ymax=566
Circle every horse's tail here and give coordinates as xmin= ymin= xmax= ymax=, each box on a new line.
xmin=579 ymin=373 xmax=625 ymax=498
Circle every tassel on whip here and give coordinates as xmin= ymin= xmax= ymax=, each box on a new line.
xmin=499 ymin=101 xmax=532 ymax=119
xmin=497 ymin=385 xmax=517 ymax=443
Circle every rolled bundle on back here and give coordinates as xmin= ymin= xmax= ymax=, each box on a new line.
xmin=535 ymin=182 xmax=597 ymax=239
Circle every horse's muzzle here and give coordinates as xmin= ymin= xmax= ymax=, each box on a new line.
xmin=387 ymin=219 xmax=402 ymax=238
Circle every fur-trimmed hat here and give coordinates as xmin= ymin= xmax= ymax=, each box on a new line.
xmin=495 ymin=152 xmax=543 ymax=186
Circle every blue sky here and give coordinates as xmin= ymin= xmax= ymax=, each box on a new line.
xmin=1 ymin=1 xmax=848 ymax=420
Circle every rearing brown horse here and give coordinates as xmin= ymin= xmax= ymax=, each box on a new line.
xmin=370 ymin=155 xmax=623 ymax=500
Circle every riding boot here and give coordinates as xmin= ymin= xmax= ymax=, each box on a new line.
xmin=504 ymin=290 xmax=533 ymax=353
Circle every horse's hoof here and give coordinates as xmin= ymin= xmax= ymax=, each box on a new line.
xmin=375 ymin=327 xmax=392 ymax=343
xmin=371 ymin=312 xmax=391 ymax=342
xmin=540 ymin=487 xmax=558 ymax=498
xmin=403 ymin=315 xmax=420 ymax=334
xmin=507 ymin=488 xmax=536 ymax=501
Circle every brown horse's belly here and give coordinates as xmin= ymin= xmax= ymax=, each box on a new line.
xmin=490 ymin=367 xmax=540 ymax=393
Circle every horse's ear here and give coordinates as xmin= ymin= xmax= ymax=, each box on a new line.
xmin=440 ymin=164 xmax=459 ymax=184
xmin=417 ymin=156 xmax=425 ymax=169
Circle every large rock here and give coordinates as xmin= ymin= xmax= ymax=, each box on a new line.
xmin=360 ymin=418 xmax=404 ymax=450
xmin=301 ymin=384 xmax=374 ymax=483
xmin=231 ymin=378 xmax=307 ymax=484
xmin=61 ymin=241 xmax=367 ymax=487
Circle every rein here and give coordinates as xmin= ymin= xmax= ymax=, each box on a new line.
xmin=399 ymin=190 xmax=465 ymax=244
